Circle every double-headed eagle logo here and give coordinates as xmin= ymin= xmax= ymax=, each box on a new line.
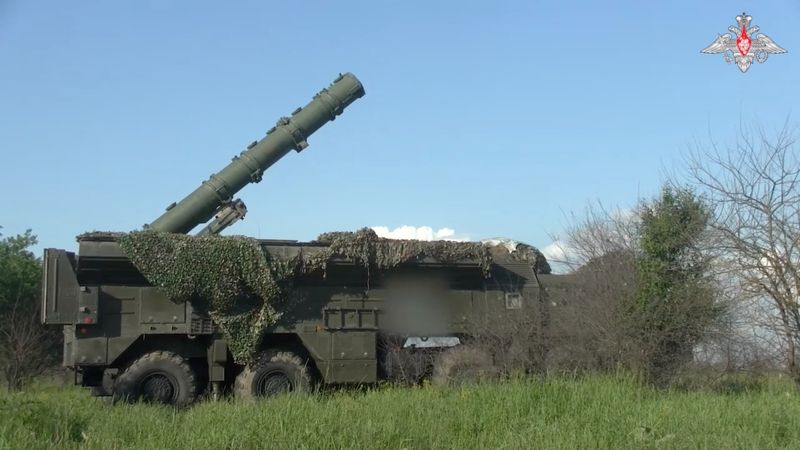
xmin=702 ymin=13 xmax=786 ymax=72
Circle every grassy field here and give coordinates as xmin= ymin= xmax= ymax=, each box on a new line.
xmin=1 ymin=376 xmax=798 ymax=449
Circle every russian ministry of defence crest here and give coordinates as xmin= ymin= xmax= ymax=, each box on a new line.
xmin=702 ymin=13 xmax=786 ymax=72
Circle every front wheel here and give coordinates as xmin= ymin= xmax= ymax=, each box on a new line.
xmin=234 ymin=350 xmax=311 ymax=399
xmin=112 ymin=351 xmax=200 ymax=407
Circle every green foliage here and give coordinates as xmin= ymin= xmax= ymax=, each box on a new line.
xmin=2 ymin=377 xmax=799 ymax=449
xmin=115 ymin=228 xmax=546 ymax=363
xmin=637 ymin=187 xmax=709 ymax=304
xmin=628 ymin=187 xmax=717 ymax=385
xmin=0 ymin=227 xmax=59 ymax=391
xmin=0 ymin=396 xmax=87 ymax=446
xmin=0 ymin=227 xmax=40 ymax=312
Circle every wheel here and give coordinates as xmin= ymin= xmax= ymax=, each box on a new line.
xmin=432 ymin=346 xmax=498 ymax=386
xmin=113 ymin=351 xmax=200 ymax=407
xmin=234 ymin=350 xmax=311 ymax=399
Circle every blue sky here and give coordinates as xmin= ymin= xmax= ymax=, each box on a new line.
xmin=1 ymin=0 xmax=798 ymax=256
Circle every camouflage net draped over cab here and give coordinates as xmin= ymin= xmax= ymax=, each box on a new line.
xmin=118 ymin=232 xmax=292 ymax=363
xmin=113 ymin=228 xmax=548 ymax=363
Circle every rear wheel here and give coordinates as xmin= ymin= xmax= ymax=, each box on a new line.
xmin=234 ymin=350 xmax=311 ymax=399
xmin=113 ymin=351 xmax=199 ymax=407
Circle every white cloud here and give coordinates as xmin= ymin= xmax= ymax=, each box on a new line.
xmin=541 ymin=240 xmax=575 ymax=274
xmin=541 ymin=240 xmax=568 ymax=262
xmin=371 ymin=225 xmax=468 ymax=241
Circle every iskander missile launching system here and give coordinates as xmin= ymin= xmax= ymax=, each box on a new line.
xmin=41 ymin=73 xmax=558 ymax=406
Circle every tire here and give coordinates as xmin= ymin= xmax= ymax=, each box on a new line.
xmin=432 ymin=346 xmax=498 ymax=387
xmin=234 ymin=350 xmax=311 ymax=399
xmin=113 ymin=351 xmax=200 ymax=407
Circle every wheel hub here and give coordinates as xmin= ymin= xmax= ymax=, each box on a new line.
xmin=140 ymin=373 xmax=177 ymax=403
xmin=256 ymin=372 xmax=292 ymax=396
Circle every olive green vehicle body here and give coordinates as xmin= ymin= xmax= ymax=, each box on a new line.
xmin=43 ymin=239 xmax=552 ymax=391
xmin=40 ymin=72 xmax=568 ymax=398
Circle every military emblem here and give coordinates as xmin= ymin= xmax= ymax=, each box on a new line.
xmin=701 ymin=13 xmax=786 ymax=72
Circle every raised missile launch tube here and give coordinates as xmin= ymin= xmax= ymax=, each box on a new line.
xmin=148 ymin=73 xmax=365 ymax=234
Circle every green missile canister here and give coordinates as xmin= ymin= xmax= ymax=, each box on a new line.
xmin=148 ymin=73 xmax=365 ymax=234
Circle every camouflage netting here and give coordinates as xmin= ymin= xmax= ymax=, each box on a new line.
xmin=117 ymin=232 xmax=291 ymax=362
xmin=96 ymin=227 xmax=548 ymax=363
xmin=310 ymin=228 xmax=493 ymax=275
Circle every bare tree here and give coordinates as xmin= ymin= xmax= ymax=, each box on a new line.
xmin=0 ymin=295 xmax=59 ymax=391
xmin=549 ymin=201 xmax=639 ymax=271
xmin=545 ymin=202 xmax=641 ymax=374
xmin=683 ymin=122 xmax=800 ymax=384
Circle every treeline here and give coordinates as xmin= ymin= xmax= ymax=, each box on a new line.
xmin=541 ymin=123 xmax=800 ymax=388
xmin=539 ymin=187 xmax=716 ymax=387
xmin=0 ymin=229 xmax=60 ymax=391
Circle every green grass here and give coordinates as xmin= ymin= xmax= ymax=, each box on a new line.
xmin=1 ymin=376 xmax=798 ymax=449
